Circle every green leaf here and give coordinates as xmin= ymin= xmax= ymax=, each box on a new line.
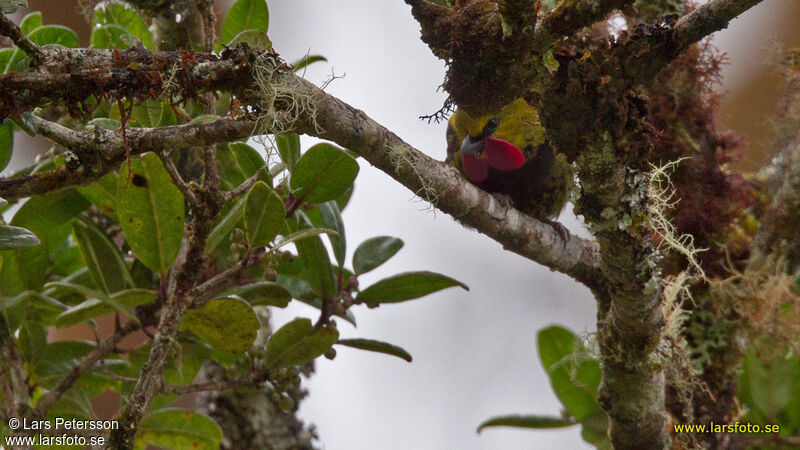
xmin=319 ymin=201 xmax=346 ymax=265
xmin=290 ymin=54 xmax=327 ymax=73
xmin=275 ymin=133 xmax=300 ymax=172
xmin=291 ymin=143 xmax=359 ymax=204
xmin=217 ymin=142 xmax=269 ymax=190
xmin=20 ymin=11 xmax=43 ymax=35
xmin=357 ymin=271 xmax=467 ymax=307
xmin=77 ymin=171 xmax=119 ymax=219
xmin=477 ymin=415 xmax=577 ymax=433
xmin=55 ymin=289 xmax=157 ymax=328
xmin=91 ymin=23 xmax=129 ymax=49
xmin=92 ymin=1 xmax=154 ymax=49
xmin=0 ymin=119 xmax=13 ymax=172
xmin=353 ymin=236 xmax=404 ymax=275
xmin=537 ymin=326 xmax=601 ymax=421
xmin=180 ymin=296 xmax=259 ymax=354
xmin=0 ymin=225 xmax=40 ymax=250
xmin=118 ymin=153 xmax=185 ymax=276
xmin=227 ymin=29 xmax=272 ymax=49
xmin=132 ymin=99 xmax=165 ymax=127
xmin=28 ymin=25 xmax=79 ymax=48
xmin=272 ymin=227 xmax=337 ymax=251
xmin=0 ymin=47 xmax=27 ymax=74
xmin=135 ymin=409 xmax=222 ymax=450
xmin=205 ymin=197 xmax=244 ymax=255
xmin=244 ymin=181 xmax=285 ymax=248
xmin=265 ymin=317 xmax=338 ymax=369
xmin=289 ymin=214 xmax=335 ymax=298
xmin=336 ymin=338 xmax=412 ymax=362
xmin=225 ymin=281 xmax=291 ymax=307
xmin=44 ymin=281 xmax=137 ymax=323
xmin=17 ymin=320 xmax=47 ymax=364
xmin=739 ymin=347 xmax=796 ymax=418
xmin=72 ymin=218 xmax=133 ymax=294
xmin=579 ymin=410 xmax=610 ymax=447
xmin=219 ymin=0 xmax=269 ymax=48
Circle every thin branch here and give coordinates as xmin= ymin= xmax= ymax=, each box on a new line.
xmin=223 ymin=170 xmax=261 ymax=201
xmin=673 ymin=0 xmax=764 ymax=49
xmin=33 ymin=321 xmax=140 ymax=417
xmin=190 ymin=248 xmax=266 ymax=306
xmin=0 ymin=14 xmax=45 ymax=65
xmin=0 ymin=316 xmax=26 ymax=418
xmin=157 ymin=151 xmax=199 ymax=204
xmin=532 ymin=0 xmax=633 ymax=51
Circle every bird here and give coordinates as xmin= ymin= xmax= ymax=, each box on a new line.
xmin=446 ymin=98 xmax=573 ymax=226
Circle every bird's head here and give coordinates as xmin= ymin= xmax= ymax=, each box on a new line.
xmin=459 ymin=116 xmax=524 ymax=182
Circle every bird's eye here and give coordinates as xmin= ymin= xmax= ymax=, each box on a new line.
xmin=485 ymin=118 xmax=499 ymax=133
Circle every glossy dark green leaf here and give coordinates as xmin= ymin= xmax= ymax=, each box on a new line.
xmin=91 ymin=24 xmax=129 ymax=49
xmin=180 ymin=296 xmax=259 ymax=354
xmin=20 ymin=11 xmax=43 ymax=35
xmin=225 ymin=282 xmax=291 ymax=307
xmin=217 ymin=142 xmax=269 ymax=190
xmin=72 ymin=218 xmax=133 ymax=294
xmin=118 ymin=153 xmax=185 ymax=276
xmin=266 ymin=317 xmax=338 ymax=369
xmin=219 ymin=0 xmax=269 ymax=48
xmin=357 ymin=271 xmax=467 ymax=307
xmin=0 ymin=119 xmax=12 ymax=172
xmin=477 ymin=415 xmax=577 ymax=433
xmin=537 ymin=326 xmax=601 ymax=421
xmin=0 ymin=225 xmax=40 ymax=250
xmin=28 ymin=25 xmax=79 ymax=48
xmin=136 ymin=409 xmax=222 ymax=450
xmin=205 ymin=197 xmax=245 ymax=255
xmin=319 ymin=201 xmax=346 ymax=265
xmin=92 ymin=1 xmax=154 ymax=49
xmin=44 ymin=281 xmax=137 ymax=323
xmin=289 ymin=214 xmax=335 ymax=298
xmin=290 ymin=54 xmax=327 ymax=73
xmin=244 ymin=181 xmax=285 ymax=248
xmin=353 ymin=236 xmax=404 ymax=275
xmin=336 ymin=338 xmax=412 ymax=362
xmin=55 ymin=289 xmax=157 ymax=328
xmin=77 ymin=171 xmax=119 ymax=219
xmin=275 ymin=133 xmax=300 ymax=172
xmin=291 ymin=143 xmax=359 ymax=204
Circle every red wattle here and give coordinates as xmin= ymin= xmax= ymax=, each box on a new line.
xmin=462 ymin=154 xmax=488 ymax=183
xmin=484 ymin=137 xmax=525 ymax=171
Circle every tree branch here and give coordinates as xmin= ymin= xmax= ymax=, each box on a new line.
xmin=32 ymin=321 xmax=140 ymax=418
xmin=673 ymin=0 xmax=764 ymax=49
xmin=0 ymin=14 xmax=45 ymax=65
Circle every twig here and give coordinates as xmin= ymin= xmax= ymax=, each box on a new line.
xmin=33 ymin=321 xmax=140 ymax=418
xmin=161 ymin=375 xmax=267 ymax=395
xmin=190 ymin=248 xmax=266 ymax=306
xmin=0 ymin=14 xmax=45 ymax=65
xmin=674 ymin=0 xmax=764 ymax=49
xmin=158 ymin=151 xmax=199 ymax=204
xmin=222 ymin=170 xmax=262 ymax=201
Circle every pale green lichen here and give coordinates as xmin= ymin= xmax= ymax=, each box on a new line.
xmin=386 ymin=143 xmax=439 ymax=208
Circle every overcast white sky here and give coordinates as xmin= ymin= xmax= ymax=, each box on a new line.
xmin=263 ymin=2 xmax=792 ymax=450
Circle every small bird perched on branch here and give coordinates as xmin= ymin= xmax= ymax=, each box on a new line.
xmin=446 ymin=98 xmax=572 ymax=227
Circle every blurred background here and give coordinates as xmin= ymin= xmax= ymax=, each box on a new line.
xmin=7 ymin=1 xmax=800 ymax=449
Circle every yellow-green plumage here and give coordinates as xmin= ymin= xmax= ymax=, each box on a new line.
xmin=446 ymin=98 xmax=572 ymax=220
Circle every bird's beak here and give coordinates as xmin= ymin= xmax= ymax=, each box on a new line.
xmin=460 ymin=135 xmax=483 ymax=157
